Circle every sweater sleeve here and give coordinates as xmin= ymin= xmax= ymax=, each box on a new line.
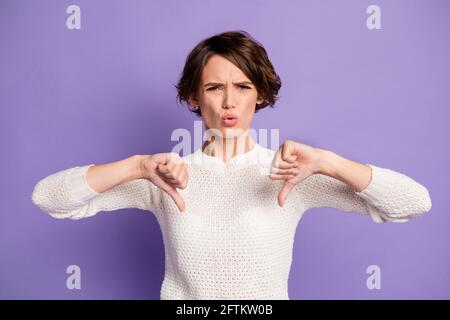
xmin=31 ymin=164 xmax=164 ymax=220
xmin=294 ymin=164 xmax=432 ymax=223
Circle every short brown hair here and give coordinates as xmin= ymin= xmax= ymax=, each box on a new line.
xmin=175 ymin=30 xmax=282 ymax=117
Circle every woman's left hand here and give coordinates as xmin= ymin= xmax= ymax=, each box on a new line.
xmin=270 ymin=139 xmax=327 ymax=207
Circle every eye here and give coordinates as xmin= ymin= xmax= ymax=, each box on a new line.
xmin=206 ymin=85 xmax=251 ymax=91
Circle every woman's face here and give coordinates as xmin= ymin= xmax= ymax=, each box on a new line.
xmin=191 ymin=54 xmax=264 ymax=139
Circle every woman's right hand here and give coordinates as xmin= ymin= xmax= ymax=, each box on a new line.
xmin=138 ymin=153 xmax=189 ymax=213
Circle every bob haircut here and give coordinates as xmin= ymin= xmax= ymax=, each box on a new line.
xmin=175 ymin=30 xmax=282 ymax=117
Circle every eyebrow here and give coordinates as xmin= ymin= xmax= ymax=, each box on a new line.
xmin=203 ymin=81 xmax=253 ymax=87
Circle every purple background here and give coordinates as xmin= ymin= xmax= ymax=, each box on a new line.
xmin=1 ymin=0 xmax=448 ymax=299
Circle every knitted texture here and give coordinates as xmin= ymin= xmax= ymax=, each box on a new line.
xmin=31 ymin=143 xmax=432 ymax=299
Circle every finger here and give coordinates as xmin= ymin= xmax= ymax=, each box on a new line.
xmin=170 ymin=162 xmax=184 ymax=179
xmin=269 ymin=174 xmax=297 ymax=180
xmin=166 ymin=152 xmax=183 ymax=165
xmin=271 ymin=160 xmax=298 ymax=170
xmin=270 ymin=167 xmax=300 ymax=175
xmin=159 ymin=152 xmax=183 ymax=168
xmin=151 ymin=173 xmax=185 ymax=213
xmin=164 ymin=171 xmax=187 ymax=189
xmin=157 ymin=162 xmax=170 ymax=175
xmin=162 ymin=163 xmax=187 ymax=184
xmin=176 ymin=167 xmax=188 ymax=187
xmin=158 ymin=161 xmax=181 ymax=180
xmin=179 ymin=167 xmax=189 ymax=189
xmin=278 ymin=181 xmax=296 ymax=207
xmin=176 ymin=177 xmax=188 ymax=189
xmin=272 ymin=153 xmax=296 ymax=170
xmin=272 ymin=148 xmax=298 ymax=169
xmin=282 ymin=142 xmax=297 ymax=163
xmin=275 ymin=144 xmax=285 ymax=167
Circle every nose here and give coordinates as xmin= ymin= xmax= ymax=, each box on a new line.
xmin=222 ymin=103 xmax=234 ymax=110
xmin=222 ymin=86 xmax=236 ymax=110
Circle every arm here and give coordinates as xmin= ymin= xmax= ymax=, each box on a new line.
xmin=31 ymin=155 xmax=164 ymax=220
xmin=296 ymin=150 xmax=432 ymax=223
xmin=317 ymin=149 xmax=372 ymax=192
xmin=85 ymin=155 xmax=143 ymax=193
xmin=270 ymin=140 xmax=432 ymax=223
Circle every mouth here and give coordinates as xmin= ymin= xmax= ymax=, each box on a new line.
xmin=221 ymin=114 xmax=238 ymax=127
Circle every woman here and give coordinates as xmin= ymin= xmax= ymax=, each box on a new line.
xmin=32 ymin=31 xmax=432 ymax=300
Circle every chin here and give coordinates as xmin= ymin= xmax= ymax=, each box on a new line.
xmin=205 ymin=123 xmax=250 ymax=139
xmin=220 ymin=126 xmax=249 ymax=139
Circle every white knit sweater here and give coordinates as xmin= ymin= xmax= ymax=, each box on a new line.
xmin=31 ymin=143 xmax=432 ymax=299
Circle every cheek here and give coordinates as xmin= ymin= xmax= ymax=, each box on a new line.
xmin=244 ymin=91 xmax=259 ymax=106
xmin=244 ymin=94 xmax=258 ymax=112
xmin=239 ymin=105 xmax=256 ymax=124
xmin=242 ymin=110 xmax=255 ymax=123
xmin=200 ymin=96 xmax=222 ymax=113
xmin=198 ymin=101 xmax=220 ymax=125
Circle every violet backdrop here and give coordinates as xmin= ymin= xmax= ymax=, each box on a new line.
xmin=0 ymin=0 xmax=448 ymax=299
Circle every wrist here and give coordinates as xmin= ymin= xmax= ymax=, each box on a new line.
xmin=127 ymin=154 xmax=148 ymax=180
xmin=314 ymin=148 xmax=340 ymax=176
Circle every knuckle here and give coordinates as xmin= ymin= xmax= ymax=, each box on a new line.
xmin=166 ymin=161 xmax=175 ymax=170
xmin=169 ymin=152 xmax=181 ymax=162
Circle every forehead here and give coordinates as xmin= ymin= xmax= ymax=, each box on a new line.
xmin=201 ymin=54 xmax=250 ymax=82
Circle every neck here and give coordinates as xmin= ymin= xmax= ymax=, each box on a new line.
xmin=202 ymin=133 xmax=255 ymax=162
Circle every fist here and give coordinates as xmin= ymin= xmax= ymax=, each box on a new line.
xmin=270 ymin=140 xmax=323 ymax=207
xmin=139 ymin=152 xmax=189 ymax=213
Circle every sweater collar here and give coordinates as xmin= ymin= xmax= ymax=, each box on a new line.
xmin=191 ymin=142 xmax=271 ymax=166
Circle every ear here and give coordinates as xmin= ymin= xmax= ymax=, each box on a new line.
xmin=187 ymin=95 xmax=199 ymax=107
xmin=256 ymin=96 xmax=265 ymax=105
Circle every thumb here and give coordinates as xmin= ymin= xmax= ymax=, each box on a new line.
xmin=151 ymin=172 xmax=185 ymax=213
xmin=278 ymin=181 xmax=295 ymax=207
